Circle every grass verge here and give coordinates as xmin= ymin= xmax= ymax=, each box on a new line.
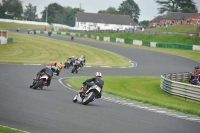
xmin=0 ymin=32 xmax=130 ymax=66
xmin=0 ymin=125 xmax=25 ymax=133
xmin=66 ymin=76 xmax=200 ymax=116
xmin=86 ymin=32 xmax=200 ymax=45
xmin=146 ymin=24 xmax=198 ymax=33
xmin=0 ymin=22 xmax=51 ymax=30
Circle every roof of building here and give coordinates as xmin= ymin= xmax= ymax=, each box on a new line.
xmin=76 ymin=12 xmax=138 ymax=26
xmin=162 ymin=12 xmax=197 ymax=20
xmin=150 ymin=16 xmax=163 ymax=22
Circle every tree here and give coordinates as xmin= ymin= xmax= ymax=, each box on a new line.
xmin=66 ymin=7 xmax=84 ymax=26
xmin=0 ymin=0 xmax=23 ymax=19
xmin=179 ymin=0 xmax=198 ymax=13
xmin=23 ymin=3 xmax=38 ymax=21
xmin=98 ymin=7 xmax=119 ymax=14
xmin=41 ymin=3 xmax=64 ymax=23
xmin=155 ymin=0 xmax=198 ymax=14
xmin=41 ymin=3 xmax=84 ymax=26
xmin=139 ymin=20 xmax=149 ymax=27
xmin=118 ymin=0 xmax=140 ymax=23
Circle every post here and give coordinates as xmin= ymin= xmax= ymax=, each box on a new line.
xmin=46 ymin=7 xmax=48 ymax=23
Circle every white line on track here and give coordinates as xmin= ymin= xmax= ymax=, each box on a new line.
xmin=58 ymin=77 xmax=200 ymax=123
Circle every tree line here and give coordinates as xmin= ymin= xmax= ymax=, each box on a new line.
xmin=0 ymin=0 xmax=198 ymax=27
xmin=0 ymin=0 xmax=84 ymax=26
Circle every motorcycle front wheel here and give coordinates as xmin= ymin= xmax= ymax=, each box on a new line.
xmin=82 ymin=91 xmax=96 ymax=105
xmin=73 ymin=94 xmax=78 ymax=102
xmin=71 ymin=66 xmax=76 ymax=73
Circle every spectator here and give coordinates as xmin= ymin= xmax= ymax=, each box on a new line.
xmin=194 ymin=66 xmax=199 ymax=79
xmin=189 ymin=72 xmax=196 ymax=85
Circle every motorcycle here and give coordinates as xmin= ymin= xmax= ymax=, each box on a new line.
xmin=71 ymin=60 xmax=81 ymax=73
xmin=73 ymin=83 xmax=102 ymax=105
xmin=30 ymin=73 xmax=49 ymax=89
xmin=46 ymin=65 xmax=58 ymax=76
xmin=48 ymin=31 xmax=52 ymax=36
xmin=71 ymin=36 xmax=74 ymax=41
xmin=64 ymin=58 xmax=71 ymax=69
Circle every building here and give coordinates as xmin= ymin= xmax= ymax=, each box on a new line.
xmin=150 ymin=12 xmax=200 ymax=27
xmin=75 ymin=12 xmax=138 ymax=30
xmin=149 ymin=16 xmax=163 ymax=27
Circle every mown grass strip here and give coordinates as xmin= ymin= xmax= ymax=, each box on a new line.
xmin=0 ymin=32 xmax=131 ymax=66
xmin=66 ymin=76 xmax=200 ymax=116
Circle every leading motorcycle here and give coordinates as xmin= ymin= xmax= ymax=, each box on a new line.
xmin=71 ymin=60 xmax=81 ymax=73
xmin=73 ymin=82 xmax=102 ymax=105
xmin=30 ymin=73 xmax=49 ymax=89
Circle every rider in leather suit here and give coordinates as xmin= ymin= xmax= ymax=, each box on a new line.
xmin=82 ymin=72 xmax=104 ymax=98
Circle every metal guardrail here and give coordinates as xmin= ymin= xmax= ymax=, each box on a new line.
xmin=86 ymin=30 xmax=196 ymax=36
xmin=161 ymin=72 xmax=200 ymax=102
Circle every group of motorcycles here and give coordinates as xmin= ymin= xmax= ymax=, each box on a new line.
xmin=29 ymin=57 xmax=100 ymax=105
xmin=64 ymin=58 xmax=83 ymax=73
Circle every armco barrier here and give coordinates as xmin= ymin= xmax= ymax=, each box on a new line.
xmin=161 ymin=72 xmax=200 ymax=102
xmin=110 ymin=37 xmax=116 ymax=42
xmin=156 ymin=43 xmax=193 ymax=50
xmin=142 ymin=41 xmax=150 ymax=47
xmin=99 ymin=36 xmax=104 ymax=41
xmin=193 ymin=45 xmax=200 ymax=50
xmin=104 ymin=37 xmax=110 ymax=42
xmin=7 ymin=38 xmax=13 ymax=43
xmin=124 ymin=39 xmax=133 ymax=44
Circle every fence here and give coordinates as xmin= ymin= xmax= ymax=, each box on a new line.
xmin=87 ymin=30 xmax=197 ymax=37
xmin=161 ymin=72 xmax=200 ymax=102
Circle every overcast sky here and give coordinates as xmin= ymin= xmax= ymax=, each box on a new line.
xmin=21 ymin=0 xmax=200 ymax=21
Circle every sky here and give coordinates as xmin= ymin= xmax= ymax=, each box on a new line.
xmin=21 ymin=0 xmax=200 ymax=21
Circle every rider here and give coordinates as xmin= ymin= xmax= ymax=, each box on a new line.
xmin=80 ymin=55 xmax=86 ymax=66
xmin=49 ymin=61 xmax=62 ymax=76
xmin=82 ymin=72 xmax=104 ymax=98
xmin=69 ymin=56 xmax=75 ymax=66
xmin=76 ymin=56 xmax=85 ymax=67
xmin=71 ymin=34 xmax=74 ymax=40
xmin=30 ymin=66 xmax=53 ymax=88
xmin=75 ymin=56 xmax=84 ymax=69
xmin=55 ymin=61 xmax=63 ymax=76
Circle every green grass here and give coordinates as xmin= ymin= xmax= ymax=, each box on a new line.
xmin=86 ymin=32 xmax=200 ymax=45
xmin=0 ymin=126 xmax=25 ymax=133
xmin=0 ymin=22 xmax=52 ymax=30
xmin=147 ymin=24 xmax=198 ymax=33
xmin=66 ymin=76 xmax=200 ymax=116
xmin=0 ymin=32 xmax=131 ymax=66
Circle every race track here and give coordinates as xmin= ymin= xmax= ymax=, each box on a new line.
xmin=0 ymin=32 xmax=199 ymax=133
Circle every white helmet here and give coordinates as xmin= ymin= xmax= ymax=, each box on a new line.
xmin=95 ymin=72 xmax=102 ymax=77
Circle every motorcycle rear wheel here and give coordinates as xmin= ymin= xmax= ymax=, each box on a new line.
xmin=33 ymin=79 xmax=44 ymax=89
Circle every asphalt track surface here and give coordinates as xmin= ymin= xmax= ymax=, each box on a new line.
xmin=0 ymin=32 xmax=200 ymax=133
